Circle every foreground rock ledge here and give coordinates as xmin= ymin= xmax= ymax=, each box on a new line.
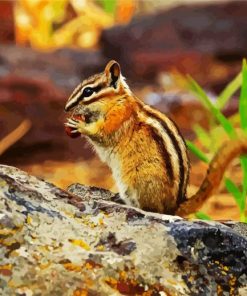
xmin=0 ymin=165 xmax=246 ymax=296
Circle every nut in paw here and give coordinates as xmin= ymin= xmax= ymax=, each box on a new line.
xmin=64 ymin=115 xmax=85 ymax=138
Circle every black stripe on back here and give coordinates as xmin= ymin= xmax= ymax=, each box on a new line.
xmin=145 ymin=110 xmax=186 ymax=205
xmin=168 ymin=116 xmax=189 ymax=198
xmin=149 ymin=126 xmax=174 ymax=182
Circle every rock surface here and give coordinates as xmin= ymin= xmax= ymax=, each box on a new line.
xmin=0 ymin=165 xmax=247 ymax=295
xmin=101 ymin=0 xmax=247 ymax=82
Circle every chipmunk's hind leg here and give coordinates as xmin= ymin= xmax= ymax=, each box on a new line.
xmin=136 ymin=177 xmax=177 ymax=214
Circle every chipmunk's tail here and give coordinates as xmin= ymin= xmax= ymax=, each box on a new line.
xmin=176 ymin=138 xmax=247 ymax=216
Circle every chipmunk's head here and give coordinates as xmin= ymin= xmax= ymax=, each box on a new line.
xmin=64 ymin=60 xmax=130 ymax=113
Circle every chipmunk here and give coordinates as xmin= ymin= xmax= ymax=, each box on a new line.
xmin=64 ymin=60 xmax=247 ymax=216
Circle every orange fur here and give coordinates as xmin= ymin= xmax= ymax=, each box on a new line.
xmin=103 ymin=102 xmax=134 ymax=135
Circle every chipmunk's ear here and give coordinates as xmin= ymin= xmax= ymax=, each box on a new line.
xmin=104 ymin=60 xmax=121 ymax=89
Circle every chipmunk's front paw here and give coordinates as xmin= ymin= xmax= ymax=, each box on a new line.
xmin=64 ymin=116 xmax=85 ymax=138
xmin=65 ymin=118 xmax=80 ymax=131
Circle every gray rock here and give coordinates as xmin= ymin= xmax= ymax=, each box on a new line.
xmin=0 ymin=165 xmax=246 ymax=295
xmin=101 ymin=1 xmax=247 ymax=82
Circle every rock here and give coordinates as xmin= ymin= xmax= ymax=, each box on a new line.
xmin=68 ymin=183 xmax=125 ymax=204
xmin=0 ymin=165 xmax=246 ymax=295
xmin=0 ymin=2 xmax=14 ymax=44
xmin=101 ymin=1 xmax=247 ymax=83
xmin=0 ymin=46 xmax=105 ymax=93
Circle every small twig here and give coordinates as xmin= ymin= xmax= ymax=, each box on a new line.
xmin=0 ymin=119 xmax=32 ymax=156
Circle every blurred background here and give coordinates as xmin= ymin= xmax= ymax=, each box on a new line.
xmin=1 ymin=0 xmax=247 ymax=220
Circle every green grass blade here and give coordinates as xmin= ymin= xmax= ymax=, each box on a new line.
xmin=186 ymin=140 xmax=209 ymax=163
xmin=240 ymin=156 xmax=247 ymax=212
xmin=216 ymin=73 xmax=242 ymax=110
xmin=225 ymin=178 xmax=242 ymax=210
xmin=240 ymin=59 xmax=247 ymax=134
xmin=214 ymin=110 xmax=236 ymax=138
xmin=100 ymin=0 xmax=117 ymax=14
xmin=188 ymin=76 xmax=213 ymax=109
xmin=188 ymin=77 xmax=236 ymax=138
xmin=193 ymin=124 xmax=211 ymax=150
xmin=195 ymin=211 xmax=211 ymax=220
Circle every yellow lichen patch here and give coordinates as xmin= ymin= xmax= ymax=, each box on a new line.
xmin=26 ymin=215 xmax=32 ymax=224
xmin=63 ymin=263 xmax=82 ymax=272
xmin=188 ymin=275 xmax=194 ymax=283
xmin=0 ymin=264 xmax=12 ymax=276
xmin=76 ymin=217 xmax=97 ymax=229
xmin=69 ymin=239 xmax=91 ymax=251
xmin=38 ymin=245 xmax=51 ymax=252
xmin=9 ymin=250 xmax=19 ymax=258
xmin=85 ymin=262 xmax=94 ymax=270
xmin=1 ymin=239 xmax=17 ymax=247
xmin=62 ymin=210 xmax=75 ymax=218
xmin=101 ymin=211 xmax=109 ymax=218
xmin=217 ymin=284 xmax=223 ymax=294
xmin=39 ymin=262 xmax=51 ymax=270
xmin=120 ymin=270 xmax=127 ymax=281
xmin=30 ymin=233 xmax=37 ymax=239
xmin=0 ymin=264 xmax=12 ymax=270
xmin=7 ymin=280 xmax=17 ymax=288
xmin=0 ymin=179 xmax=7 ymax=187
xmin=229 ymin=275 xmax=236 ymax=285
xmin=223 ymin=266 xmax=229 ymax=271
xmin=33 ymin=253 xmax=41 ymax=261
xmin=218 ymin=275 xmax=236 ymax=296
xmin=84 ymin=277 xmax=94 ymax=288
xmin=230 ymin=287 xmax=235 ymax=296
xmin=229 ymin=274 xmax=237 ymax=294
xmin=84 ymin=260 xmax=102 ymax=270
xmin=96 ymin=245 xmax=105 ymax=251
xmin=73 ymin=289 xmax=88 ymax=296
xmin=166 ymin=279 xmax=178 ymax=285
xmin=98 ymin=217 xmax=104 ymax=226
xmin=104 ymin=276 xmax=118 ymax=288
xmin=213 ymin=260 xmax=231 ymax=278
xmin=0 ymin=228 xmax=16 ymax=236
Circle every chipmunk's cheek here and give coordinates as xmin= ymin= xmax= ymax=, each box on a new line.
xmin=83 ymin=109 xmax=101 ymax=124
xmin=86 ymin=118 xmax=105 ymax=135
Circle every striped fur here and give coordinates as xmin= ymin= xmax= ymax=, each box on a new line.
xmin=65 ymin=60 xmax=190 ymax=214
xmin=142 ymin=106 xmax=189 ymax=205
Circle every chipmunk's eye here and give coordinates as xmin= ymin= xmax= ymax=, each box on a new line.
xmin=83 ymin=87 xmax=94 ymax=97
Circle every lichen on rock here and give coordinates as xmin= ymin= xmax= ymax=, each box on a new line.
xmin=0 ymin=165 xmax=246 ymax=295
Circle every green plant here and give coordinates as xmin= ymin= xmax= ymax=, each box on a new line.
xmin=98 ymin=0 xmax=117 ymax=14
xmin=186 ymin=60 xmax=247 ymax=222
